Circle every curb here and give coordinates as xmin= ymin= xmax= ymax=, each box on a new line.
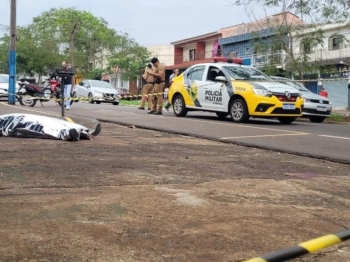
xmin=97 ymin=118 xmax=350 ymax=166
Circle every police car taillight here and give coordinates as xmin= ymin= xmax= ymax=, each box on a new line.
xmin=213 ymin=57 xmax=243 ymax=65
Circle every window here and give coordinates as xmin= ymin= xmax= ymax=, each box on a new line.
xmin=0 ymin=75 xmax=8 ymax=83
xmin=189 ymin=49 xmax=196 ymax=61
xmin=227 ymin=51 xmax=239 ymax=58
xmin=217 ymin=45 xmax=222 ymax=56
xmin=82 ymin=80 xmax=91 ymax=87
xmin=301 ymin=42 xmax=311 ymax=54
xmin=187 ymin=66 xmax=205 ymax=81
xmin=328 ymin=36 xmax=343 ymax=51
xmin=207 ymin=66 xmax=225 ymax=81
xmin=222 ymin=65 xmax=270 ymax=80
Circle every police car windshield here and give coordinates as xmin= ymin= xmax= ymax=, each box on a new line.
xmin=0 ymin=75 xmax=8 ymax=83
xmin=222 ymin=66 xmax=270 ymax=80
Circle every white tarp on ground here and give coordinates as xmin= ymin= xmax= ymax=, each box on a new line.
xmin=0 ymin=113 xmax=101 ymax=141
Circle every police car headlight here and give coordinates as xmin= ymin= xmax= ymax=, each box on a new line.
xmin=252 ymin=88 xmax=272 ymax=97
xmin=329 ymin=100 xmax=332 ymax=105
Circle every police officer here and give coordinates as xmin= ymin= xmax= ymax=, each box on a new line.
xmin=138 ymin=63 xmax=154 ymax=110
xmin=147 ymin=57 xmax=165 ymax=115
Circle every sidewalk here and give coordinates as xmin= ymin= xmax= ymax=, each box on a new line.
xmin=333 ymin=108 xmax=350 ymax=116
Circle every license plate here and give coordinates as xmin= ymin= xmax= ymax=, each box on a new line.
xmin=283 ymin=104 xmax=295 ymax=110
xmin=317 ymin=106 xmax=327 ymax=112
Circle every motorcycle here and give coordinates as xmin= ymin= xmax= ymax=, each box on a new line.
xmin=17 ymin=75 xmax=75 ymax=107
xmin=17 ymin=81 xmax=53 ymax=107
xmin=48 ymin=74 xmax=74 ymax=107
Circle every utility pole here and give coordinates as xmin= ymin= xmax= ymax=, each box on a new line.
xmin=8 ymin=0 xmax=16 ymax=105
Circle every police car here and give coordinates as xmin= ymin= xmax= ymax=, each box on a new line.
xmin=168 ymin=57 xmax=304 ymax=124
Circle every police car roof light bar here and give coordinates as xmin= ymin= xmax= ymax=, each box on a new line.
xmin=213 ymin=56 xmax=243 ymax=65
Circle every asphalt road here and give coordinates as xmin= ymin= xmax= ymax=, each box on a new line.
xmin=1 ymin=100 xmax=350 ymax=164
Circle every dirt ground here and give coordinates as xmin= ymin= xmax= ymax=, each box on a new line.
xmin=1 ymin=122 xmax=350 ymax=262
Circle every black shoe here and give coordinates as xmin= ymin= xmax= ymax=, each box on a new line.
xmin=154 ymin=111 xmax=162 ymax=115
xmin=148 ymin=110 xmax=156 ymax=114
xmin=138 ymin=107 xmax=145 ymax=110
xmin=89 ymin=123 xmax=101 ymax=137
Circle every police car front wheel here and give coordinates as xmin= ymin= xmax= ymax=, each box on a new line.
xmin=229 ymin=98 xmax=249 ymax=123
xmin=173 ymin=95 xmax=188 ymax=117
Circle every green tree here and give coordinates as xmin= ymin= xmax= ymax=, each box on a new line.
xmin=0 ymin=26 xmax=64 ymax=77
xmin=107 ymin=34 xmax=152 ymax=81
xmin=228 ymin=0 xmax=350 ymax=78
xmin=31 ymin=7 xmax=122 ymax=72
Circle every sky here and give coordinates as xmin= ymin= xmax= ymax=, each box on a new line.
xmin=0 ymin=0 xmax=276 ymax=46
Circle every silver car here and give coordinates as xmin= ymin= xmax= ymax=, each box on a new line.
xmin=0 ymin=74 xmax=20 ymax=98
xmin=270 ymin=76 xmax=332 ymax=123
xmin=73 ymin=79 xmax=120 ymax=105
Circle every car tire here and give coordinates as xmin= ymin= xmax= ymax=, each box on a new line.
xmin=113 ymin=102 xmax=119 ymax=105
xmin=216 ymin=112 xmax=229 ymax=118
xmin=278 ymin=117 xmax=296 ymax=124
xmin=229 ymin=98 xmax=249 ymax=123
xmin=88 ymin=93 xmax=94 ymax=104
xmin=173 ymin=95 xmax=188 ymax=117
xmin=72 ymin=92 xmax=78 ymax=102
xmin=309 ymin=116 xmax=326 ymax=123
xmin=96 ymin=101 xmax=101 ymax=104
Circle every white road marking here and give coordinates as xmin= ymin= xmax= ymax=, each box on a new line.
xmin=221 ymin=133 xmax=309 ymax=139
xmin=318 ymin=135 xmax=350 ymax=140
xmin=146 ymin=114 xmax=305 ymax=134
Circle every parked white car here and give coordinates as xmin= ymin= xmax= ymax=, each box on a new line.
xmin=73 ymin=79 xmax=120 ymax=105
xmin=0 ymin=74 xmax=20 ymax=98
xmin=270 ymin=76 xmax=332 ymax=123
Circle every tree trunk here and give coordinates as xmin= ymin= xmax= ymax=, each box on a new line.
xmin=70 ymin=23 xmax=78 ymax=67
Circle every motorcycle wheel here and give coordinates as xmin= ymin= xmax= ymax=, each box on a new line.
xmin=18 ymin=93 xmax=37 ymax=107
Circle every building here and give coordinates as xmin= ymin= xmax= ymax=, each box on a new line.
xmin=292 ymin=22 xmax=350 ymax=108
xmin=146 ymin=44 xmax=174 ymax=66
xmin=167 ymin=31 xmax=223 ymax=70
xmin=218 ymin=12 xmax=304 ymax=69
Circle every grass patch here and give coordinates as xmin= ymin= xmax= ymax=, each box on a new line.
xmin=119 ymin=100 xmax=141 ymax=106
xmin=328 ymin=113 xmax=350 ymax=123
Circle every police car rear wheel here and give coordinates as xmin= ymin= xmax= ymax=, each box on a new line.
xmin=230 ymin=98 xmax=249 ymax=123
xmin=173 ymin=95 xmax=187 ymax=117
xmin=277 ymin=117 xmax=296 ymax=124
xmin=216 ymin=112 xmax=229 ymax=118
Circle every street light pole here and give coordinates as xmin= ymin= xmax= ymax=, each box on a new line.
xmin=8 ymin=0 xmax=16 ymax=105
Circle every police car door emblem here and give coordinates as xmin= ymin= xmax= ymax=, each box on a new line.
xmin=189 ymin=83 xmax=198 ymax=101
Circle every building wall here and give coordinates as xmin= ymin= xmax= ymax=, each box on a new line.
xmin=205 ymin=39 xmax=215 ymax=58
xmin=219 ymin=12 xmax=303 ymax=38
xmin=292 ymin=23 xmax=350 ymax=62
xmin=177 ymin=39 xmax=220 ymax=63
xmin=146 ymin=44 xmax=174 ymax=66
xmin=220 ymin=28 xmax=278 ymax=58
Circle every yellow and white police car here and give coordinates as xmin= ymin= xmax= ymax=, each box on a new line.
xmin=168 ymin=57 xmax=304 ymax=124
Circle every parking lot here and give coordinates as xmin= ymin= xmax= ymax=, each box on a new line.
xmin=2 ymin=100 xmax=350 ymax=163
xmin=1 ymin=121 xmax=350 ymax=261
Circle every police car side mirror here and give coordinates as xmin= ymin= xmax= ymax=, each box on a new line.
xmin=215 ymin=76 xmax=227 ymax=82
